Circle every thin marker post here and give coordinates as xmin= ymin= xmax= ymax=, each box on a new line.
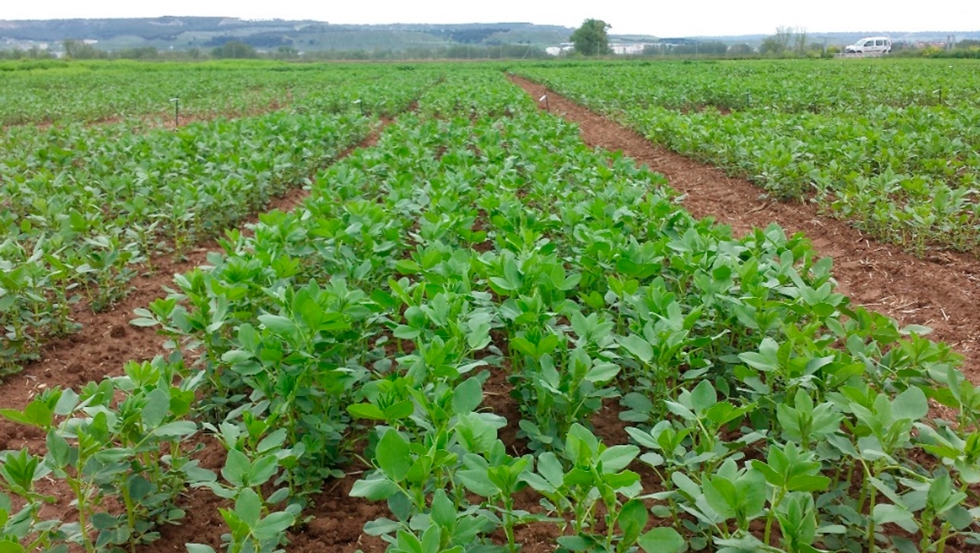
xmin=170 ymin=97 xmax=180 ymax=128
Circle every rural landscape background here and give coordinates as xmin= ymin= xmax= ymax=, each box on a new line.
xmin=2 ymin=17 xmax=980 ymax=59
xmin=2 ymin=9 xmax=980 ymax=553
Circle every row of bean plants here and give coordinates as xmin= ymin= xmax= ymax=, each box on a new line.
xmin=0 ymin=62 xmax=431 ymax=126
xmin=0 ymin=67 xmax=439 ymax=375
xmin=515 ymin=59 xmax=980 ymax=256
xmin=1 ymin=69 xmax=978 ymax=553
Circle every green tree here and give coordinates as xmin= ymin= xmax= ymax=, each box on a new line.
xmin=570 ymin=19 xmax=611 ymax=56
xmin=62 ymin=39 xmax=106 ymax=60
xmin=275 ymin=45 xmax=300 ymax=59
xmin=211 ymin=41 xmax=258 ymax=59
xmin=729 ymin=43 xmax=754 ymax=56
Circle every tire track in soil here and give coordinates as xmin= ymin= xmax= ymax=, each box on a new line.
xmin=0 ymin=118 xmax=393 ymax=452
xmin=508 ymin=74 xmax=980 ymax=383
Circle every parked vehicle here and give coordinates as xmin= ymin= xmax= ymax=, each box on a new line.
xmin=845 ymin=36 xmax=892 ymax=54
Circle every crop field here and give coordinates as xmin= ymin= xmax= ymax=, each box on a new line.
xmin=1 ymin=60 xmax=980 ymax=553
xmin=0 ymin=64 xmax=439 ymax=372
xmin=0 ymin=62 xmax=434 ymax=127
xmin=518 ymin=59 xmax=980 ymax=257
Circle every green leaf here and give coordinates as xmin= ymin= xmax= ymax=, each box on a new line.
xmin=45 ymin=431 xmax=72 ymax=469
xmin=739 ymin=469 xmax=768 ymax=518
xmin=420 ymin=525 xmax=442 ymax=553
xmin=621 ymin=334 xmax=653 ymax=364
xmin=130 ymin=317 xmax=159 ymax=328
xmin=690 ymin=380 xmax=716 ymax=414
xmin=152 ymin=421 xmax=197 ymax=438
xmin=457 ymin=469 xmax=500 ymax=497
xmin=0 ymin=542 xmax=26 ymax=553
xmin=556 ymin=536 xmax=591 ymax=551
xmin=185 ymin=545 xmax=216 ymax=553
xmin=0 ymin=409 xmax=31 ymax=426
xmin=253 ymin=511 xmax=294 ymax=542
xmin=141 ymin=388 xmax=170 ymax=428
xmin=256 ymin=429 xmax=287 ymax=453
xmin=384 ymin=400 xmax=415 ymax=421
xmin=452 ymin=377 xmax=483 ymax=415
xmin=665 ymin=401 xmax=696 ymax=421
xmin=637 ymin=527 xmax=685 ymax=553
xmin=618 ymin=499 xmax=649 ymax=545
xmin=597 ymin=445 xmax=639 ymax=474
xmin=258 ymin=314 xmax=296 ymax=335
xmin=671 ymin=472 xmax=701 ymax=499
xmin=892 ymin=387 xmax=928 ymax=421
xmin=376 ymin=429 xmax=411 ymax=482
xmin=397 ymin=529 xmax=424 ymax=553
xmin=246 ymin=455 xmax=279 ymax=487
xmin=873 ymin=504 xmax=918 ymax=533
xmin=126 ymin=475 xmax=154 ymax=501
xmin=350 ymin=475 xmax=399 ymax=501
xmin=393 ymin=325 xmax=421 ymax=340
xmin=364 ymin=517 xmax=401 ymax=536
xmin=537 ymin=452 xmax=565 ymax=488
xmin=235 ymin=488 xmax=262 ymax=527
xmin=788 ymin=474 xmax=831 ymax=493
xmin=25 ymin=400 xmax=54 ymax=428
xmin=347 ymin=404 xmax=386 ymax=421
xmin=53 ymin=389 xmax=79 ymax=416
xmin=703 ymin=476 xmax=738 ymax=519
xmin=945 ymin=505 xmax=974 ymax=531
xmin=584 ymin=361 xmax=620 ymax=383
xmin=394 ymin=259 xmax=421 ymax=275
xmin=430 ymin=489 xmax=456 ymax=529
xmin=222 ymin=449 xmax=250 ymax=487
xmin=220 ymin=350 xmax=253 ymax=364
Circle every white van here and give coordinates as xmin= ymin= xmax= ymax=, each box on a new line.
xmin=845 ymin=36 xmax=892 ymax=54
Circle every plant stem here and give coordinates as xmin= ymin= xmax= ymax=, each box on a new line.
xmin=935 ymin=522 xmax=951 ymax=553
xmin=867 ymin=481 xmax=877 ymax=553
xmin=122 ymin=482 xmax=138 ymax=553
xmin=68 ymin=479 xmax=97 ymax=553
xmin=763 ymin=487 xmax=786 ymax=546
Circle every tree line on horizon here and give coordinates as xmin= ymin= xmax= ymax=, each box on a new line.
xmin=2 ymin=24 xmax=979 ymax=61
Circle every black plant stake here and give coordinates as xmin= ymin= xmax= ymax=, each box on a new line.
xmin=171 ymin=97 xmax=180 ymax=128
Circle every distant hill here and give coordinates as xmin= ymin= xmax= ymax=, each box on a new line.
xmin=5 ymin=18 xmax=973 ymax=56
xmin=0 ymin=17 xmax=576 ymax=53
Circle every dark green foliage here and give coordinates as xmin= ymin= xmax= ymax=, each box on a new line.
xmin=570 ymin=19 xmax=611 ymax=56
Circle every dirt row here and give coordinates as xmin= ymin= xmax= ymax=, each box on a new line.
xmin=508 ymin=74 xmax=980 ymax=383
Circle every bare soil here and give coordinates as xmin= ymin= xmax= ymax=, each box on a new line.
xmin=508 ymin=74 xmax=980 ymax=383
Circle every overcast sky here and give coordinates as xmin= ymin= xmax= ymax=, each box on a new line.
xmin=3 ymin=1 xmax=978 ymax=37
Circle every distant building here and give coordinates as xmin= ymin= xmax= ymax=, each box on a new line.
xmin=547 ymin=42 xmax=651 ymax=56
xmin=610 ymin=43 xmax=649 ymax=55
xmin=546 ymin=43 xmax=575 ymax=56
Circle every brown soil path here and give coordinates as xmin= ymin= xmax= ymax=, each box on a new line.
xmin=0 ymin=120 xmax=392 ymax=452
xmin=509 ymin=74 xmax=980 ymax=382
